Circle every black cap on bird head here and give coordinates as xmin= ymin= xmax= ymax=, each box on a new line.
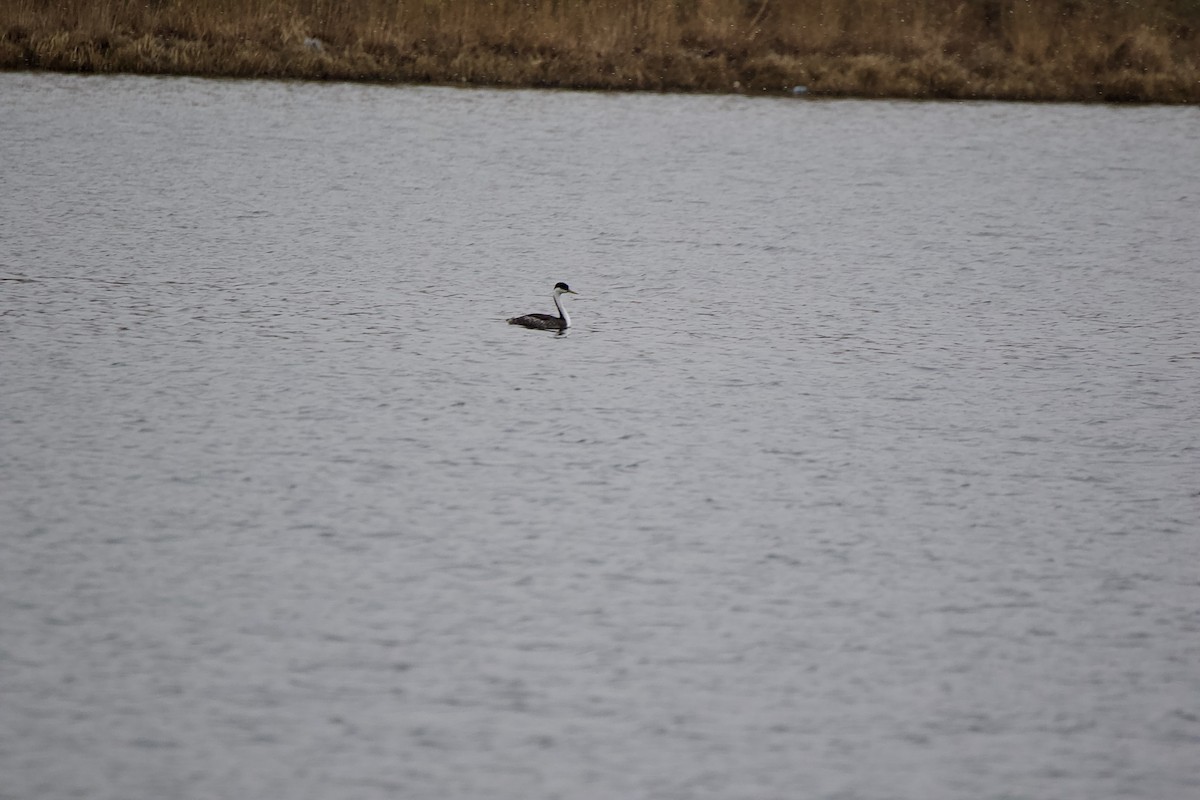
xmin=554 ymin=282 xmax=576 ymax=293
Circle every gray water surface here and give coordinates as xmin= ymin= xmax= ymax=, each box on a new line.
xmin=2 ymin=73 xmax=1199 ymax=800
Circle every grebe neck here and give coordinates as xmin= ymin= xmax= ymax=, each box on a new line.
xmin=554 ymin=291 xmax=571 ymax=328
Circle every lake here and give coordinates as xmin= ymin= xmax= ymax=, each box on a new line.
xmin=1 ymin=72 xmax=1198 ymax=800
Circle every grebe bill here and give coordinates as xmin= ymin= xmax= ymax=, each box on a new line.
xmin=507 ymin=282 xmax=578 ymax=330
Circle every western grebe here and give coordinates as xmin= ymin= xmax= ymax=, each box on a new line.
xmin=507 ymin=282 xmax=578 ymax=331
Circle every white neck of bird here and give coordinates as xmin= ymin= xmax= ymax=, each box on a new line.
xmin=554 ymin=291 xmax=571 ymax=328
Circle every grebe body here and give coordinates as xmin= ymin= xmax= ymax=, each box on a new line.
xmin=508 ymin=282 xmax=578 ymax=331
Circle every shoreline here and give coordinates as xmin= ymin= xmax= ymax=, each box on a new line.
xmin=4 ymin=1 xmax=1199 ymax=104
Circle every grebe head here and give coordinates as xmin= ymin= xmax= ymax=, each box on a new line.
xmin=554 ymin=282 xmax=577 ymax=295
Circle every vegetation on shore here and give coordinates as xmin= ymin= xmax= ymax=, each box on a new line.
xmin=3 ymin=0 xmax=1200 ymax=102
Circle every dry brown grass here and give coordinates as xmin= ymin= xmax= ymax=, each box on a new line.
xmin=2 ymin=0 xmax=1199 ymax=102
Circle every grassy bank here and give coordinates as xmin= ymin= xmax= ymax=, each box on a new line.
xmin=3 ymin=0 xmax=1200 ymax=102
